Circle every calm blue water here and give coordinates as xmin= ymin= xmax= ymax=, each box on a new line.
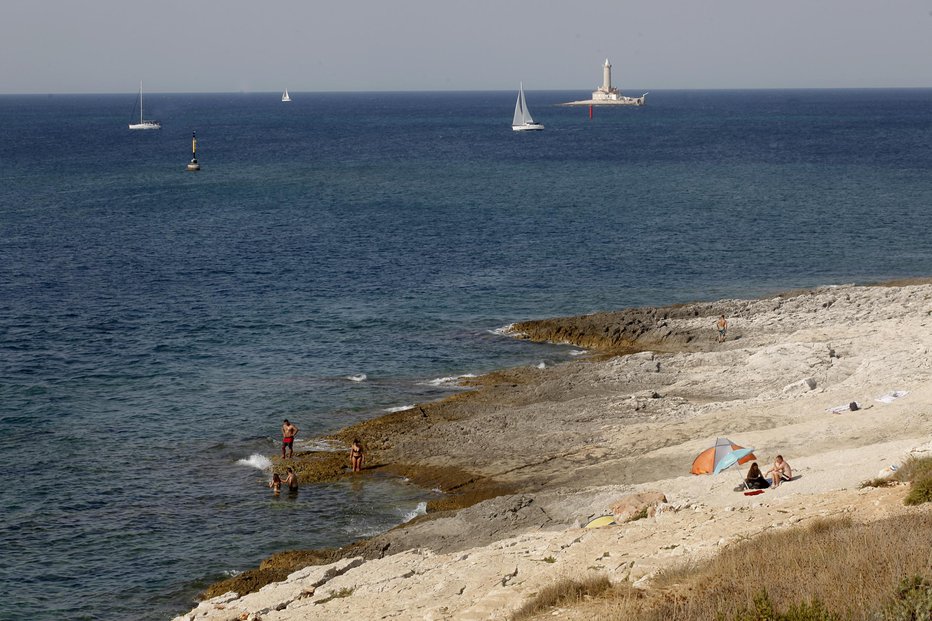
xmin=2 ymin=89 xmax=931 ymax=620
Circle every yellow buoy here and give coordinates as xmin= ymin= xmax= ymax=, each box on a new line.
xmin=186 ymin=130 xmax=200 ymax=171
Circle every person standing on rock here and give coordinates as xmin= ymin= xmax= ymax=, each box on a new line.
xmin=716 ymin=315 xmax=728 ymax=342
xmin=281 ymin=419 xmax=299 ymax=459
xmin=350 ymin=438 xmax=364 ymax=472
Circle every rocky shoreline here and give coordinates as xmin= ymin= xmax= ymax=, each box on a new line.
xmin=175 ymin=281 xmax=932 ymax=620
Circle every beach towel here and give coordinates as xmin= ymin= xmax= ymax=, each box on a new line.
xmin=875 ymin=390 xmax=909 ymax=404
xmin=744 ymin=490 xmax=765 ymax=496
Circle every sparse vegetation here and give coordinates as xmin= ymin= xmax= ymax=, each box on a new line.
xmin=510 ymin=574 xmax=613 ymax=620
xmin=518 ymin=512 xmax=932 ymax=620
xmin=626 ymin=507 xmax=650 ymax=522
xmin=316 ymin=587 xmax=354 ymax=604
xmin=542 ymin=556 xmax=556 ymax=564
xmin=894 ymin=456 xmax=932 ymax=483
xmin=861 ymin=457 xmax=932 ymax=506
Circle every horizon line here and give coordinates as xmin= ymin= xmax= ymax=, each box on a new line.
xmin=3 ymin=85 xmax=932 ymax=96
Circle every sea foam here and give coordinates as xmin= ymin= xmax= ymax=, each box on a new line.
xmin=236 ymin=454 xmax=272 ymax=470
xmin=489 ymin=323 xmax=519 ymax=337
xmin=402 ymin=501 xmax=427 ymax=523
xmin=419 ymin=373 xmax=477 ymax=388
xmin=568 ymin=350 xmax=588 ymax=356
xmin=346 ymin=374 xmax=368 ymax=382
xmin=384 ymin=404 xmax=415 ymax=413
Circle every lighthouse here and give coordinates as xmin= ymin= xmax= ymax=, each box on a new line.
xmin=592 ymin=58 xmax=621 ymax=101
xmin=561 ymin=58 xmax=648 ymax=106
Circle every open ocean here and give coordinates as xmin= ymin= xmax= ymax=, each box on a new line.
xmin=1 ymin=88 xmax=931 ymax=620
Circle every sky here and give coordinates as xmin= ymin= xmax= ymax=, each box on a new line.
xmin=2 ymin=0 xmax=932 ymax=94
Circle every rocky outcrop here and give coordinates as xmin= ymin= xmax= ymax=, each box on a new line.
xmin=509 ymin=300 xmax=743 ymax=352
xmin=611 ymin=491 xmax=668 ymax=522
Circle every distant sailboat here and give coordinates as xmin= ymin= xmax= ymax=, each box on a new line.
xmin=186 ymin=131 xmax=200 ymax=171
xmin=281 ymin=88 xmax=291 ymax=102
xmin=512 ymin=82 xmax=543 ymax=132
xmin=128 ymin=81 xmax=161 ymax=130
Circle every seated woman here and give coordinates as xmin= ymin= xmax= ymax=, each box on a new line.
xmin=744 ymin=462 xmax=770 ymax=490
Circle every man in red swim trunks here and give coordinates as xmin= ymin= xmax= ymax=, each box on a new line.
xmin=281 ymin=419 xmax=299 ymax=459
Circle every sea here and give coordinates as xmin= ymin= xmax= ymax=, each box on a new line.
xmin=1 ymin=88 xmax=931 ymax=620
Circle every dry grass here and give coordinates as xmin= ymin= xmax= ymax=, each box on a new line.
xmin=526 ymin=511 xmax=932 ymax=620
xmin=510 ymin=574 xmax=614 ymax=620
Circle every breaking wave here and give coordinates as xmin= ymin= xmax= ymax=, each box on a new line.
xmin=236 ymin=454 xmax=272 ymax=470
xmin=401 ymin=501 xmax=428 ymax=522
xmin=346 ymin=374 xmax=367 ymax=382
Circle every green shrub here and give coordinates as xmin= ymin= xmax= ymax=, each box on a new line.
xmin=894 ymin=457 xmax=932 ymax=484
xmin=880 ymin=576 xmax=932 ymax=621
xmin=729 ymin=591 xmax=841 ymax=621
xmin=903 ymin=475 xmax=932 ymax=506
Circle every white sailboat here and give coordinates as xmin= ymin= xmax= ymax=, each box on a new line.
xmin=512 ymin=82 xmax=543 ymax=132
xmin=281 ymin=88 xmax=291 ymax=102
xmin=128 ymin=81 xmax=161 ymax=130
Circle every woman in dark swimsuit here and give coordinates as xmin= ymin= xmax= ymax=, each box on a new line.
xmin=350 ymin=439 xmax=363 ymax=473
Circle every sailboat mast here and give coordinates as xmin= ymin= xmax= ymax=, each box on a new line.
xmin=139 ymin=81 xmax=144 ymax=123
xmin=191 ymin=132 xmax=197 ymax=158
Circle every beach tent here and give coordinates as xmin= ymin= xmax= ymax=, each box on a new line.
xmin=691 ymin=437 xmax=756 ymax=475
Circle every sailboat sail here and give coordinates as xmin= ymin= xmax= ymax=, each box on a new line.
xmin=519 ymin=86 xmax=535 ymax=124
xmin=128 ymin=81 xmax=160 ymax=130
xmin=512 ymin=83 xmax=542 ymax=130
xmin=513 ymin=84 xmax=526 ymax=126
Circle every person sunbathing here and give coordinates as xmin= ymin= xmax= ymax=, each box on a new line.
xmin=744 ymin=462 xmax=770 ymax=490
xmin=766 ymin=455 xmax=792 ymax=487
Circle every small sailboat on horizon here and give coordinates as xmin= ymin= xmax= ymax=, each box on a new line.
xmin=128 ymin=81 xmax=160 ymax=130
xmin=281 ymin=88 xmax=291 ymax=102
xmin=512 ymin=82 xmax=543 ymax=132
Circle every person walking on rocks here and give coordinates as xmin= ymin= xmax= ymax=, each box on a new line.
xmin=716 ymin=315 xmax=728 ymax=342
xmin=350 ymin=438 xmax=364 ymax=472
xmin=281 ymin=419 xmax=299 ymax=459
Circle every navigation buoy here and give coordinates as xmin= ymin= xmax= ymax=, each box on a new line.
xmin=186 ymin=131 xmax=201 ymax=171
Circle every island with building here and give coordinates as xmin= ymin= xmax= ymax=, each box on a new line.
xmin=563 ymin=58 xmax=647 ymax=106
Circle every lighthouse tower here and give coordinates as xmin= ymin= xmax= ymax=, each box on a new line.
xmin=592 ymin=58 xmax=622 ymax=101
